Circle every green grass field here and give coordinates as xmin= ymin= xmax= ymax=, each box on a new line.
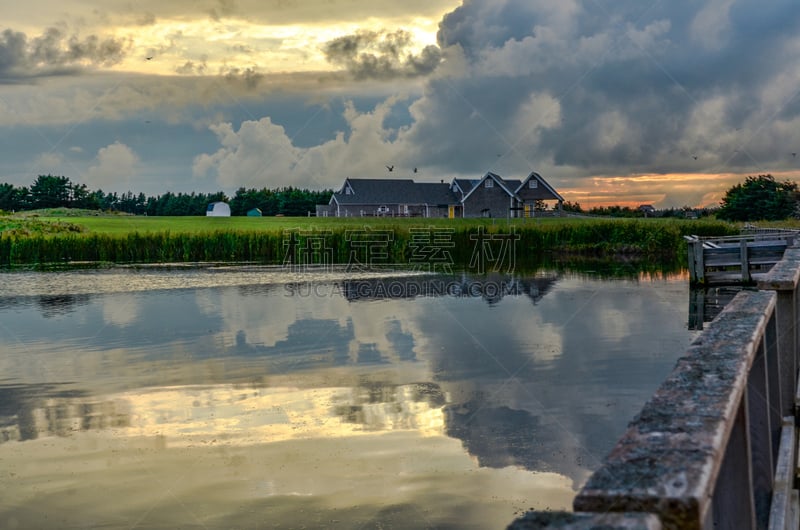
xmin=37 ymin=214 xmax=594 ymax=234
xmin=18 ymin=211 xmax=739 ymax=234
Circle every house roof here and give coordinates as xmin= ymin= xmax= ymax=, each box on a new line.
xmin=516 ymin=172 xmax=564 ymax=202
xmin=327 ymin=172 xmax=563 ymax=208
xmin=333 ymin=178 xmax=458 ymax=205
xmin=452 ymin=178 xmax=478 ymax=196
xmin=462 ymin=172 xmax=518 ymax=202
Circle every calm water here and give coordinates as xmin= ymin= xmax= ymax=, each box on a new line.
xmin=0 ymin=266 xmax=696 ymax=529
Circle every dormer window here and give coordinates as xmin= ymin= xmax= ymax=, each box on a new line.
xmin=485 ymin=179 xmax=494 ymax=188
xmin=529 ymin=179 xmax=538 ymax=189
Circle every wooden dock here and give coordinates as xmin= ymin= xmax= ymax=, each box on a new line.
xmin=686 ymin=230 xmax=798 ymax=285
xmin=508 ymin=247 xmax=800 ymax=530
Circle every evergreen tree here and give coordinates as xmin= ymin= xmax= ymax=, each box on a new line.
xmin=30 ymin=175 xmax=72 ymax=209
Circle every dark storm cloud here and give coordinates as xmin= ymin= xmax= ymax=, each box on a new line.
xmin=415 ymin=0 xmax=800 ymax=186
xmin=323 ymin=30 xmax=442 ymax=79
xmin=0 ymin=27 xmax=128 ymax=82
xmin=222 ymin=66 xmax=265 ymax=89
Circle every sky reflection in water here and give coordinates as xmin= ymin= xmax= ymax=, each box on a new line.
xmin=0 ymin=267 xmax=695 ymax=529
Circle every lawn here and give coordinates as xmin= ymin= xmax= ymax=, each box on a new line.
xmin=36 ymin=214 xmax=592 ymax=235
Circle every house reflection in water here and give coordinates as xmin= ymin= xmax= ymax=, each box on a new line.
xmin=0 ymin=384 xmax=129 ymax=443
xmin=335 ymin=272 xmax=559 ymax=305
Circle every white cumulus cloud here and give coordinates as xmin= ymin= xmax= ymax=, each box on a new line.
xmin=85 ymin=142 xmax=139 ymax=191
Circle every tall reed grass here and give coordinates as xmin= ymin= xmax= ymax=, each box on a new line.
xmin=0 ymin=219 xmax=737 ymax=268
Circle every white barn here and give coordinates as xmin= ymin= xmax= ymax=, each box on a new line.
xmin=206 ymin=201 xmax=231 ymax=217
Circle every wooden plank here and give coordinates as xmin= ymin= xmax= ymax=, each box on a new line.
xmin=705 ymin=271 xmax=770 ymax=284
xmin=764 ymin=314 xmax=784 ymax=454
xmin=767 ymin=417 xmax=796 ymax=530
xmin=747 ymin=340 xmax=773 ymax=529
xmin=713 ymin=398 xmax=757 ymax=530
xmin=705 ymin=261 xmax=782 ymax=271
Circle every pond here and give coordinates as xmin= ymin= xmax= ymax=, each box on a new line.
xmin=0 ymin=266 xmax=696 ymax=529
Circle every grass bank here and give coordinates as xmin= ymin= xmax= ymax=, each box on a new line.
xmin=0 ymin=212 xmax=738 ymax=268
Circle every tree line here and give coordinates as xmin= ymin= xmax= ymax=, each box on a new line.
xmin=0 ymin=175 xmax=332 ymax=216
xmin=559 ymin=200 xmax=713 ymax=218
xmin=3 ymin=173 xmax=796 ymax=221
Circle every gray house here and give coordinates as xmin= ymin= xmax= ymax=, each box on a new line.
xmin=515 ymin=171 xmax=565 ymax=216
xmin=317 ymin=172 xmax=563 ymax=218
xmin=319 ymin=178 xmax=456 ymax=218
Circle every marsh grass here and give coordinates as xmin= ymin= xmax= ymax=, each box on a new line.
xmin=0 ymin=214 xmax=738 ymax=267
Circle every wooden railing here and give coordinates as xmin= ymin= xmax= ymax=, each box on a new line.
xmin=686 ymin=232 xmax=797 ymax=285
xmin=508 ymin=248 xmax=800 ymax=530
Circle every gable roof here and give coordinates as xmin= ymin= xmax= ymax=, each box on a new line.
xmin=332 ymin=178 xmax=458 ymax=205
xmin=516 ymin=172 xmax=564 ymax=202
xmin=452 ymin=178 xmax=478 ymax=196
xmin=461 ymin=172 xmax=518 ymax=202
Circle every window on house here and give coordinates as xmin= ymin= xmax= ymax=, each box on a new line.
xmin=485 ymin=179 xmax=494 ymax=188
xmin=529 ymin=180 xmax=538 ymax=189
xmin=345 ymin=187 xmax=352 ymax=195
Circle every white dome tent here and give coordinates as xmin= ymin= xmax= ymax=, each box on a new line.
xmin=206 ymin=201 xmax=231 ymax=217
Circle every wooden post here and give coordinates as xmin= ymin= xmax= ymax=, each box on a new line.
xmin=741 ymin=239 xmax=751 ymax=283
xmin=694 ymin=240 xmax=705 ymax=284
xmin=688 ymin=240 xmax=697 ymax=283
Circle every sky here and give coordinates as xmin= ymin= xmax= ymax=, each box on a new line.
xmin=2 ymin=0 xmax=800 ymax=209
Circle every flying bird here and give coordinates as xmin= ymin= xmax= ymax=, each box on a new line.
xmin=692 ymin=155 xmax=698 ymax=160
xmin=386 ymin=165 xmax=394 ymax=172
xmin=146 ymin=56 xmax=153 ymax=60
